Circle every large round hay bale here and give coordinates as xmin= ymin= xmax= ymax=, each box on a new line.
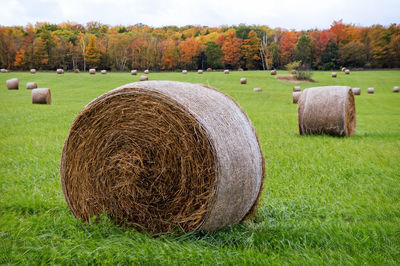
xmin=224 ymin=69 xmax=229 ymax=74
xmin=74 ymin=69 xmax=80 ymax=73
xmin=30 ymin=69 xmax=36 ymax=74
xmin=131 ymin=70 xmax=137 ymax=75
xmin=270 ymin=70 xmax=276 ymax=75
xmin=207 ymin=68 xmax=212 ymax=72
xmin=253 ymin=88 xmax=262 ymax=92
xmin=182 ymin=70 xmax=187 ymax=74
xmin=393 ymin=86 xmax=399 ymax=93
xmin=101 ymin=70 xmax=107 ymax=74
xmin=6 ymin=78 xmax=18 ymax=90
xmin=198 ymin=69 xmax=203 ymax=74
xmin=57 ymin=69 xmax=64 ymax=74
xmin=240 ymin=78 xmax=247 ymax=84
xmin=60 ymin=81 xmax=264 ymax=233
xmin=352 ymin=88 xmax=361 ymax=95
xmin=26 ymin=82 xmax=37 ymax=90
xmin=367 ymin=87 xmax=374 ymax=94
xmin=298 ymin=86 xmax=356 ymax=137
xmin=32 ymin=88 xmax=51 ymax=104
xmin=345 ymin=69 xmax=350 ymax=75
xmin=139 ymin=75 xmax=148 ymax=81
xmin=292 ymin=91 xmax=301 ymax=104
xmin=144 ymin=69 xmax=150 ymax=74
xmin=89 ymin=69 xmax=96 ymax=75
xmin=332 ymin=72 xmax=337 ymax=78
xmin=293 ymin=86 xmax=301 ymax=92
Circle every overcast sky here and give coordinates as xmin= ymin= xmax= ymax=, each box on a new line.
xmin=1 ymin=0 xmax=399 ymax=30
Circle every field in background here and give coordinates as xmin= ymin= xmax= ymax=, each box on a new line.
xmin=1 ymin=70 xmax=399 ymax=264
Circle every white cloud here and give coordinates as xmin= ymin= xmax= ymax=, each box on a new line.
xmin=0 ymin=0 xmax=399 ymax=29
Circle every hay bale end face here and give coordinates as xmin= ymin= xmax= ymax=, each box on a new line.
xmin=270 ymin=70 xmax=276 ymax=75
xmin=332 ymin=72 xmax=337 ymax=78
xmin=139 ymin=75 xmax=148 ymax=81
xmin=198 ymin=70 xmax=203 ymax=74
xmin=57 ymin=69 xmax=64 ymax=74
xmin=367 ymin=87 xmax=374 ymax=94
xmin=60 ymin=81 xmax=265 ymax=233
xmin=144 ymin=69 xmax=150 ymax=74
xmin=30 ymin=69 xmax=36 ymax=74
xmin=89 ymin=69 xmax=96 ymax=75
xmin=352 ymin=88 xmax=361 ymax=95
xmin=131 ymin=70 xmax=137 ymax=75
xmin=26 ymin=82 xmax=37 ymax=90
xmin=101 ymin=70 xmax=107 ymax=74
xmin=293 ymin=86 xmax=301 ymax=92
xmin=293 ymin=91 xmax=301 ymax=104
xmin=32 ymin=88 xmax=51 ymax=104
xmin=182 ymin=70 xmax=187 ymax=74
xmin=393 ymin=86 xmax=399 ymax=93
xmin=6 ymin=78 xmax=19 ymax=90
xmin=345 ymin=69 xmax=350 ymax=75
xmin=224 ymin=69 xmax=229 ymax=74
xmin=240 ymin=78 xmax=247 ymax=84
xmin=298 ymin=86 xmax=356 ymax=137
xmin=253 ymin=88 xmax=262 ymax=92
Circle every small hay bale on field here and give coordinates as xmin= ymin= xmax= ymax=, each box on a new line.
xmin=140 ymin=75 xmax=148 ymax=81
xmin=6 ymin=78 xmax=18 ymax=90
xmin=253 ymin=88 xmax=262 ymax=92
xmin=367 ymin=87 xmax=374 ymax=94
xmin=32 ymin=88 xmax=51 ymax=104
xmin=352 ymin=88 xmax=361 ymax=95
xmin=131 ymin=70 xmax=137 ymax=75
xmin=224 ymin=69 xmax=229 ymax=74
xmin=207 ymin=68 xmax=212 ymax=72
xmin=101 ymin=70 xmax=107 ymax=74
xmin=342 ymin=67 xmax=346 ymax=72
xmin=332 ymin=72 xmax=337 ymax=78
xmin=60 ymin=80 xmax=264 ymax=234
xmin=182 ymin=70 xmax=187 ymax=74
xmin=74 ymin=69 xmax=80 ymax=73
xmin=393 ymin=86 xmax=399 ymax=93
xmin=270 ymin=70 xmax=276 ymax=75
xmin=240 ymin=78 xmax=247 ymax=84
xmin=89 ymin=69 xmax=96 ymax=75
xmin=345 ymin=69 xmax=350 ymax=75
xmin=293 ymin=86 xmax=301 ymax=92
xmin=298 ymin=86 xmax=356 ymax=137
xmin=1 ymin=69 xmax=8 ymax=73
xmin=144 ymin=69 xmax=150 ymax=74
xmin=57 ymin=69 xmax=64 ymax=74
xmin=30 ymin=69 xmax=36 ymax=74
xmin=293 ymin=91 xmax=301 ymax=104
xmin=198 ymin=70 xmax=203 ymax=74
xmin=26 ymin=82 xmax=37 ymax=90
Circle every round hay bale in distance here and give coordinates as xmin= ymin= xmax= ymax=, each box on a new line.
xmin=26 ymin=82 xmax=37 ymax=90
xmin=57 ymin=69 xmax=64 ymax=74
xmin=298 ymin=86 xmax=356 ymax=137
xmin=32 ymin=88 xmax=51 ymax=104
xmin=30 ymin=69 xmax=36 ymax=74
xmin=293 ymin=86 xmax=301 ymax=92
xmin=144 ymin=69 xmax=150 ymax=74
xmin=131 ymin=70 xmax=137 ymax=75
xmin=341 ymin=67 xmax=346 ymax=72
xmin=89 ymin=69 xmax=96 ymax=75
xmin=293 ymin=91 xmax=301 ymax=104
xmin=240 ymin=78 xmax=247 ymax=84
xmin=367 ymin=87 xmax=374 ymax=94
xmin=198 ymin=69 xmax=203 ymax=74
xmin=1 ymin=68 xmax=8 ymax=73
xmin=332 ymin=72 xmax=337 ymax=78
xmin=182 ymin=70 xmax=187 ymax=74
xmin=393 ymin=86 xmax=399 ymax=93
xmin=253 ymin=88 xmax=262 ymax=92
xmin=224 ymin=69 xmax=229 ymax=74
xmin=60 ymin=81 xmax=264 ymax=233
xmin=270 ymin=70 xmax=276 ymax=75
xmin=207 ymin=68 xmax=212 ymax=72
xmin=352 ymin=88 xmax=361 ymax=95
xmin=345 ymin=69 xmax=350 ymax=75
xmin=139 ymin=75 xmax=148 ymax=81
xmin=6 ymin=78 xmax=18 ymax=90
xmin=101 ymin=70 xmax=107 ymax=74
xmin=74 ymin=69 xmax=80 ymax=73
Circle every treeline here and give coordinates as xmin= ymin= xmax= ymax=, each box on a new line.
xmin=1 ymin=20 xmax=399 ymax=71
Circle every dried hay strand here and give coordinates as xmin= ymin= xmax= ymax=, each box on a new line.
xmin=30 ymin=69 xmax=36 ymax=74
xmin=26 ymin=82 xmax=37 ymax=90
xmin=270 ymin=70 xmax=276 ymax=75
xmin=292 ymin=91 xmax=301 ymax=104
xmin=57 ymin=69 xmax=64 ymax=74
xmin=224 ymin=69 xmax=229 ymax=74
xmin=182 ymin=70 xmax=187 ymax=74
xmin=198 ymin=70 xmax=203 ymax=74
xmin=240 ymin=78 xmax=247 ymax=84
xmin=6 ymin=78 xmax=18 ymax=90
xmin=293 ymin=86 xmax=301 ymax=92
xmin=89 ymin=69 xmax=96 ymax=75
xmin=101 ymin=70 xmax=107 ymax=74
xmin=74 ymin=69 xmax=80 ymax=73
xmin=332 ymin=72 xmax=337 ymax=78
xmin=207 ymin=68 xmax=212 ymax=72
xmin=60 ymin=81 xmax=264 ymax=234
xmin=253 ymin=88 xmax=262 ymax=92
xmin=393 ymin=86 xmax=399 ymax=93
xmin=144 ymin=69 xmax=150 ymax=74
xmin=345 ymin=69 xmax=350 ymax=75
xmin=298 ymin=86 xmax=356 ymax=137
xmin=32 ymin=88 xmax=51 ymax=104
xmin=131 ymin=70 xmax=137 ymax=75
xmin=367 ymin=87 xmax=374 ymax=94
xmin=352 ymin=88 xmax=361 ymax=95
xmin=139 ymin=75 xmax=148 ymax=81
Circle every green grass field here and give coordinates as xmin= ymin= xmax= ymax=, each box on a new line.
xmin=1 ymin=70 xmax=400 ymax=264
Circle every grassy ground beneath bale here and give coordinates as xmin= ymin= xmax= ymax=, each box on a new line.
xmin=1 ymin=70 xmax=400 ymax=264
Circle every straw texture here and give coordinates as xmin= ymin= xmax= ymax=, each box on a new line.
xmin=32 ymin=88 xmax=51 ymax=104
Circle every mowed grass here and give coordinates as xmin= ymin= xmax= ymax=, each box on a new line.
xmin=0 ymin=70 xmax=399 ymax=264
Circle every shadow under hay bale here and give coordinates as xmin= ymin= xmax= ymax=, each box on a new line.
xmin=293 ymin=91 xmax=301 ymax=104
xmin=352 ymin=88 xmax=361 ymax=95
xmin=89 ymin=69 xmax=96 ymax=75
xmin=26 ymin=82 xmax=37 ymax=90
xmin=32 ymin=88 xmax=51 ymax=104
xmin=240 ymin=78 xmax=247 ymax=84
xmin=6 ymin=78 xmax=18 ymax=90
xmin=60 ymin=81 xmax=264 ymax=234
xmin=131 ymin=70 xmax=137 ymax=75
xmin=298 ymin=86 xmax=356 ymax=137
